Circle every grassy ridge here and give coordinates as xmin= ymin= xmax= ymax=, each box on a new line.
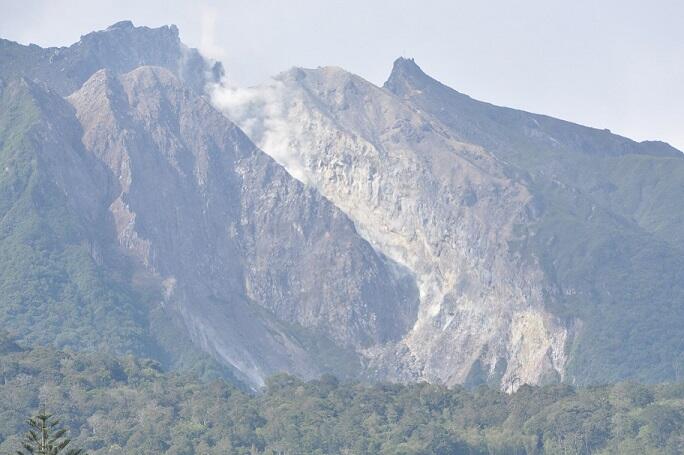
xmin=0 ymin=78 xmax=154 ymax=356
xmin=0 ymin=78 xmax=245 ymax=385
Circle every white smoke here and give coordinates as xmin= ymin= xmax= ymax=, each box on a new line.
xmin=197 ymin=4 xmax=311 ymax=184
xmin=198 ymin=6 xmax=226 ymax=61
xmin=208 ymin=78 xmax=312 ymax=185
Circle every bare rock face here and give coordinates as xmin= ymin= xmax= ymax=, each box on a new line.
xmin=4 ymin=22 xmax=684 ymax=391
xmin=67 ymin=66 xmax=418 ymax=386
xmin=216 ymin=58 xmax=684 ymax=390
xmin=383 ymin=58 xmax=684 ymax=387
xmin=0 ymin=20 xmax=219 ymax=96
xmin=0 ymin=22 xmax=418 ymax=388
xmin=214 ymin=66 xmax=570 ymax=391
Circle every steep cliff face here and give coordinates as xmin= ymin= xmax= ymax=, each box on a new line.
xmin=383 ymin=58 xmax=684 ymax=385
xmin=216 ymin=58 xmax=684 ymax=388
xmin=0 ymin=22 xmax=422 ymax=388
xmin=214 ymin=67 xmax=570 ymax=390
xmin=66 ymin=65 xmax=418 ymax=386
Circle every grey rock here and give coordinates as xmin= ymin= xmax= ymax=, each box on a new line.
xmin=217 ymin=66 xmax=569 ymax=391
xmin=218 ymin=57 xmax=684 ymax=390
xmin=66 ymin=66 xmax=418 ymax=386
xmin=0 ymin=21 xmax=219 ymax=96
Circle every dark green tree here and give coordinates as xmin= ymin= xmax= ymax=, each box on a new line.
xmin=16 ymin=412 xmax=86 ymax=455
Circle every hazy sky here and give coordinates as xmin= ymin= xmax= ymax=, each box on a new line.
xmin=2 ymin=0 xmax=682 ymax=150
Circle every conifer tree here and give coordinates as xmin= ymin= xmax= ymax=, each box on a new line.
xmin=16 ymin=412 xmax=86 ymax=455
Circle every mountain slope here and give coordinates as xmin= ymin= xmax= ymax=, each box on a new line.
xmin=65 ymin=64 xmax=418 ymax=385
xmin=385 ymin=57 xmax=684 ymax=250
xmin=215 ymin=59 xmax=684 ymax=388
xmin=214 ymin=67 xmax=570 ymax=391
xmin=0 ymin=76 xmax=153 ymax=355
xmin=0 ymin=74 xmax=259 ymax=384
xmin=384 ymin=58 xmax=684 ymax=385
xmin=2 ymin=21 xmax=683 ymax=391
xmin=0 ymin=22 xmax=422 ymax=388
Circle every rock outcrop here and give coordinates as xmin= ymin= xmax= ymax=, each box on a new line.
xmin=214 ymin=66 xmax=570 ymax=390
xmin=66 ymin=65 xmax=418 ymax=386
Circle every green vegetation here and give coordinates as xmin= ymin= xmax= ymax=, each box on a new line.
xmin=16 ymin=412 xmax=86 ymax=455
xmin=523 ymin=179 xmax=684 ymax=385
xmin=1 ymin=335 xmax=683 ymax=454
xmin=0 ymin=79 xmax=152 ymax=356
xmin=0 ymin=79 xmax=245 ymax=386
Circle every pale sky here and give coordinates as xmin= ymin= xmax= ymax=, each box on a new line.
xmin=1 ymin=0 xmax=682 ymax=150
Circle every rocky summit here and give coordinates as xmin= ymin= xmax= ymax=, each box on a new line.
xmin=1 ymin=22 xmax=683 ymax=391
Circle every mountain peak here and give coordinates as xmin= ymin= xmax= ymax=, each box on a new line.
xmin=106 ymin=20 xmax=135 ymax=31
xmin=81 ymin=21 xmax=180 ymax=49
xmin=0 ymin=22 xmax=210 ymax=96
xmin=393 ymin=56 xmax=419 ymax=69
xmin=101 ymin=20 xmax=179 ymax=39
xmin=384 ymin=57 xmax=431 ymax=92
xmin=391 ymin=57 xmax=425 ymax=76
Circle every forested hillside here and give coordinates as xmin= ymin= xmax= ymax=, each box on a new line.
xmin=1 ymin=334 xmax=683 ymax=454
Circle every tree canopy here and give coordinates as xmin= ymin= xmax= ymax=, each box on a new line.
xmin=1 ymin=334 xmax=683 ymax=454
